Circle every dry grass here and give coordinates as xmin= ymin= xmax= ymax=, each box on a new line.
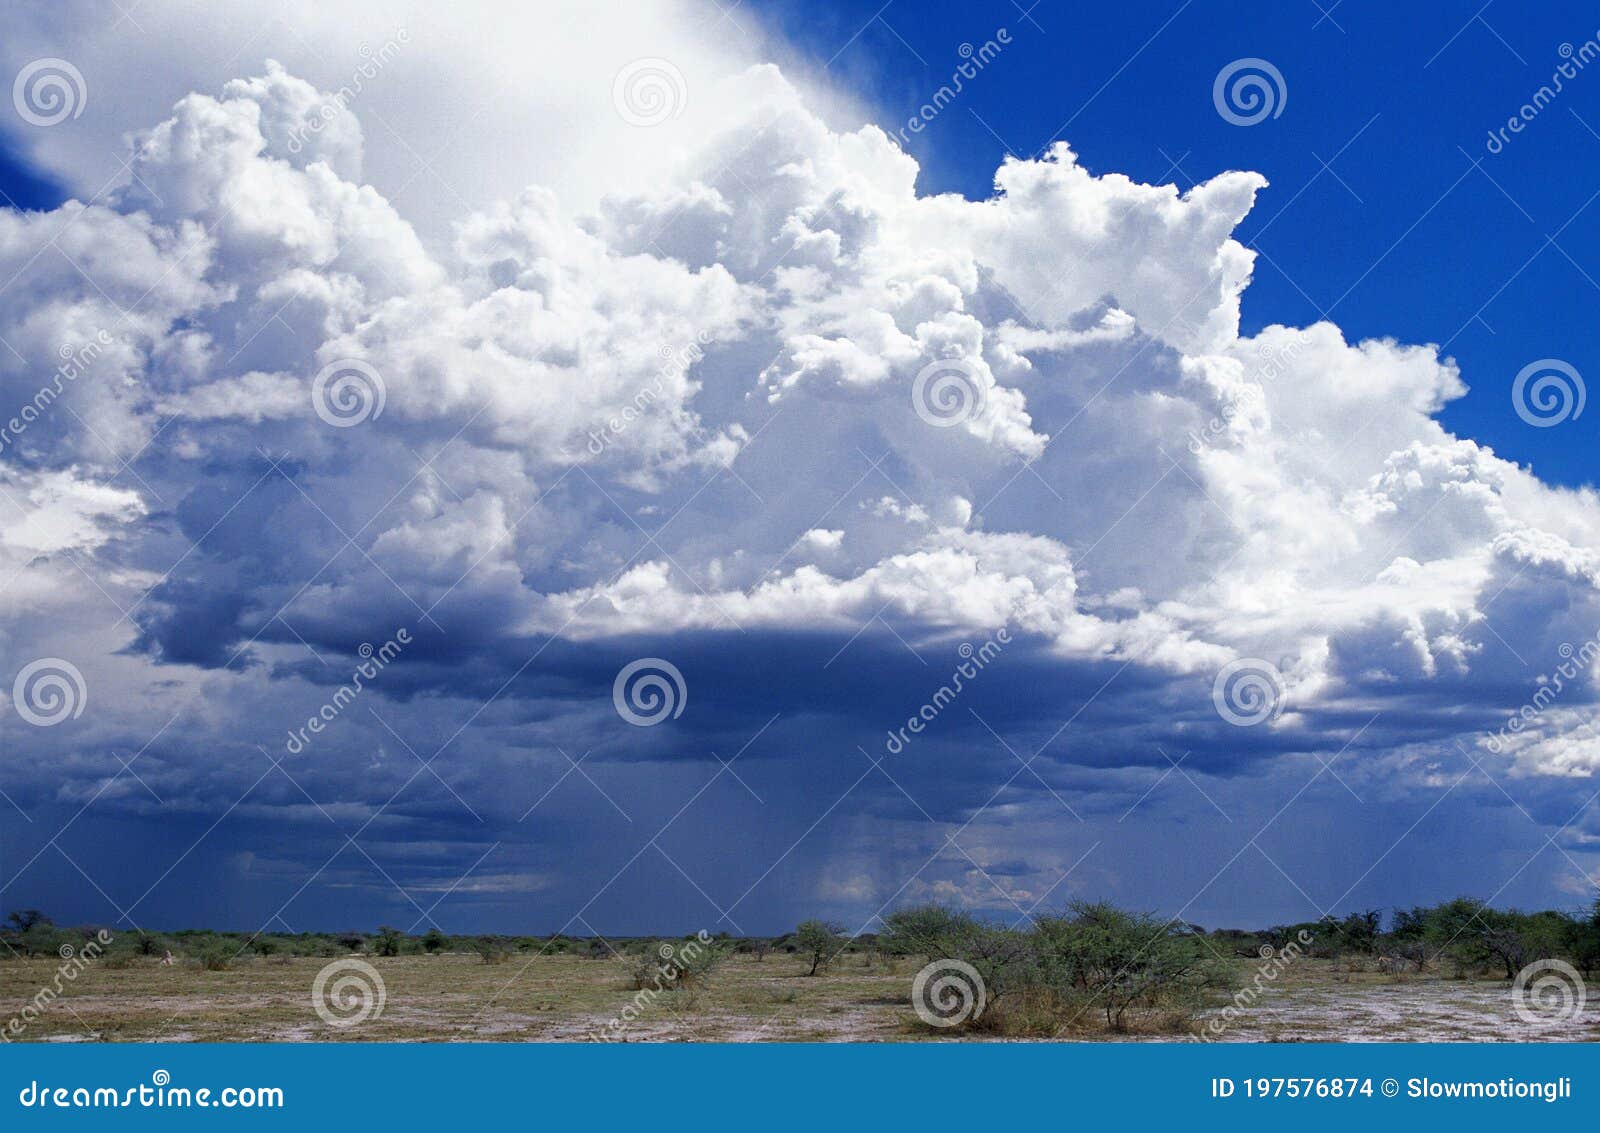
xmin=1 ymin=954 xmax=1595 ymax=1043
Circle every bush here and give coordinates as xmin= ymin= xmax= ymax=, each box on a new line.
xmin=736 ymin=938 xmax=773 ymax=962
xmin=196 ymin=944 xmax=236 ymax=971
xmin=967 ymin=984 xmax=1079 ymax=1036
xmin=793 ymin=920 xmax=846 ymax=976
xmin=1384 ymin=897 xmax=1574 ymax=978
xmin=475 ymin=941 xmax=510 ymax=965
xmin=1033 ymin=902 xmax=1232 ymax=1032
xmin=630 ymin=937 xmax=726 ymax=991
xmin=881 ymin=905 xmax=980 ymax=962
xmin=883 ymin=901 xmax=1234 ymax=1036
xmin=18 ymin=923 xmax=69 ymax=959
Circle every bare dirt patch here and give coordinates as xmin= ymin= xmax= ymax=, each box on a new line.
xmin=1 ymin=955 xmax=1594 ymax=1042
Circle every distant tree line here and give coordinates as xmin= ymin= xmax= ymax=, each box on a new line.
xmin=1231 ymin=896 xmax=1600 ymax=978
xmin=6 ymin=892 xmax=1596 ymax=1029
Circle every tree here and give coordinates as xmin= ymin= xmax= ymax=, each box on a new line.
xmin=375 ymin=926 xmax=403 ymax=957
xmin=1389 ymin=905 xmax=1434 ymax=972
xmin=879 ymin=905 xmax=1038 ymax=1009
xmin=1420 ymin=897 xmax=1494 ymax=975
xmin=1036 ymin=901 xmax=1229 ymax=1031
xmin=880 ymin=905 xmax=979 ymax=962
xmin=17 ymin=920 xmax=63 ymax=959
xmin=793 ymin=920 xmax=845 ymax=976
xmin=1475 ymin=912 xmax=1527 ymax=979
xmin=735 ymin=938 xmax=772 ymax=961
xmin=1567 ymin=898 xmax=1600 ymax=978
xmin=6 ymin=910 xmax=48 ymax=934
xmin=1476 ymin=909 xmax=1567 ymax=979
xmin=1331 ymin=910 xmax=1382 ymax=955
xmin=422 ymin=927 xmax=448 ymax=954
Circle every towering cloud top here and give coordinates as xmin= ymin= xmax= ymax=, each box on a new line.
xmin=2 ymin=54 xmax=1597 ymax=928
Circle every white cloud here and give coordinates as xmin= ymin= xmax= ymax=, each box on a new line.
xmin=800 ymin=528 xmax=844 ymax=553
xmin=3 ymin=46 xmax=1600 ymax=791
xmin=0 ymin=0 xmax=855 ymax=234
xmin=0 ymin=466 xmax=144 ymax=556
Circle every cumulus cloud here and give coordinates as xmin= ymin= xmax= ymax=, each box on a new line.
xmin=3 ymin=44 xmax=1599 ymax=931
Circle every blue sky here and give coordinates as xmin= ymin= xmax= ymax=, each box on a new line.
xmin=766 ymin=0 xmax=1600 ymax=487
xmin=2 ymin=0 xmax=1600 ymax=938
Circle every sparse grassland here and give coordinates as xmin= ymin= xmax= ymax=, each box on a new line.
xmin=2 ymin=952 xmax=1597 ymax=1043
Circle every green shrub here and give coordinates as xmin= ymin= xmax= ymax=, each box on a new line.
xmin=475 ymin=941 xmax=510 ymax=964
xmin=884 ymin=901 xmax=1234 ymax=1035
xmin=196 ymin=944 xmax=235 ymax=971
xmin=1032 ymin=901 xmax=1232 ymax=1032
xmin=793 ymin=920 xmax=846 ymax=976
xmin=630 ymin=937 xmax=726 ymax=991
xmin=881 ymin=905 xmax=981 ymax=962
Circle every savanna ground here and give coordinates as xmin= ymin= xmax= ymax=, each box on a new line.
xmin=4 ymin=952 xmax=1597 ymax=1043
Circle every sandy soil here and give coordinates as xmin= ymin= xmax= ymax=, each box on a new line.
xmin=1 ymin=954 xmax=1595 ymax=1043
xmin=1188 ymin=968 xmax=1600 ymax=1043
